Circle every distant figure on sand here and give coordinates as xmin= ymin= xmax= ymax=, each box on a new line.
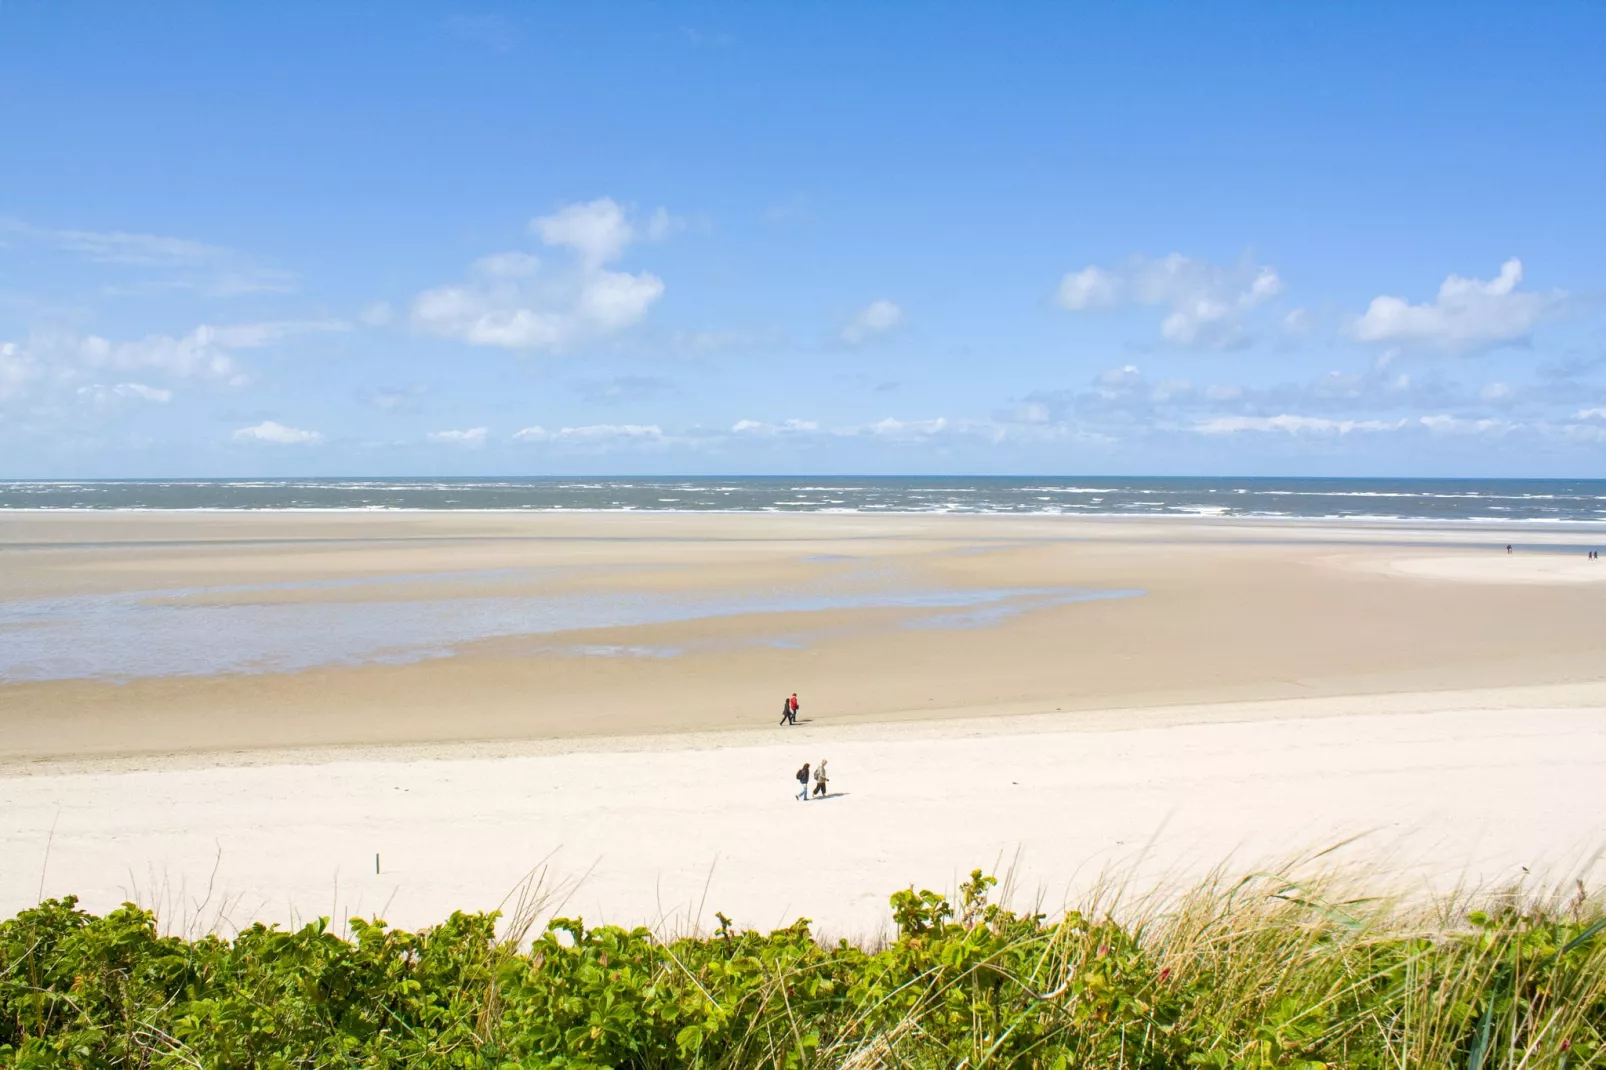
xmin=813 ymin=759 xmax=829 ymax=798
xmin=795 ymin=762 xmax=811 ymax=800
xmin=780 ymin=696 xmax=796 ymax=726
xmin=1507 ymin=545 xmax=1513 ymax=554
xmin=790 ymin=692 xmax=800 ymax=722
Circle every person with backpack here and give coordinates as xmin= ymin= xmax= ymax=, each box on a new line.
xmin=812 ymin=758 xmax=829 ymax=798
xmin=780 ymin=696 xmax=795 ymax=726
xmin=795 ymin=762 xmax=811 ymax=800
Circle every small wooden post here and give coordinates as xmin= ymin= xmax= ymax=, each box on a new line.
xmin=375 ymin=853 xmax=381 ymax=875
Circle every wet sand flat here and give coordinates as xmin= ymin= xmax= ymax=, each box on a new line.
xmin=2 ymin=510 xmax=1604 ymax=764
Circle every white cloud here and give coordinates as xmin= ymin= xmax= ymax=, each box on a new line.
xmin=1351 ymin=259 xmax=1561 ymax=353
xmin=233 ymin=420 xmax=323 ymax=445
xmin=427 ymin=427 xmax=489 ymax=447
xmin=0 ymin=342 xmax=42 ymax=402
xmin=0 ymin=220 xmax=224 ymax=266
xmin=1195 ymin=414 xmax=1406 ymax=436
xmin=1056 ymin=267 xmax=1121 ymax=310
xmin=1056 ymin=254 xmax=1282 ymax=349
xmin=840 ymin=299 xmax=903 ymax=344
xmin=78 ymin=382 xmax=172 ymax=405
xmin=1097 ymin=364 xmax=1144 ymax=392
xmin=574 ymin=270 xmax=667 ymax=330
xmin=1 ymin=219 xmax=297 ymax=294
xmin=512 ymin=423 xmax=669 ymax=446
xmin=75 ymin=319 xmax=346 ymax=385
xmin=865 ymin=416 xmax=949 ymax=439
xmin=1418 ymin=414 xmax=1518 ymax=436
xmin=731 ymin=418 xmax=820 ymax=436
xmin=205 ymin=319 xmax=347 ymax=349
xmin=1577 ymin=407 xmax=1606 ymax=421
xmin=1558 ymin=422 xmax=1606 ymax=443
xmin=413 ymin=199 xmax=666 ymax=351
xmin=727 ymin=415 xmax=1021 ymax=445
xmin=531 ymin=198 xmax=635 ymax=268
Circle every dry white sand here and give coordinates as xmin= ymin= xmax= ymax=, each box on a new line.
xmin=1374 ymin=553 xmax=1606 ymax=584
xmin=5 ymin=683 xmax=1604 ymax=940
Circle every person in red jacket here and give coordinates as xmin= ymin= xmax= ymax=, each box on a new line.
xmin=789 ymin=692 xmax=800 ymax=722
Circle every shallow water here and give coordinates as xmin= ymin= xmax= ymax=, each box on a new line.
xmin=0 ymin=575 xmax=1143 ymax=683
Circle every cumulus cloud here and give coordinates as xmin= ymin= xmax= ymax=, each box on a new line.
xmin=412 ymin=198 xmax=666 ymax=351
xmin=77 ymin=319 xmax=346 ymax=385
xmin=530 ymin=198 xmax=636 ymax=268
xmin=427 ymin=427 xmax=488 ymax=447
xmin=1351 ymin=259 xmax=1562 ymax=354
xmin=1056 ymin=254 xmax=1282 ymax=349
xmin=840 ymin=299 xmax=903 ymax=345
xmin=233 ymin=420 xmax=323 ymax=445
xmin=0 ymin=320 xmax=347 ymax=416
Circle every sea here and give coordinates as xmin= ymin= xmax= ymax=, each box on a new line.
xmin=2 ymin=477 xmax=1606 ymax=523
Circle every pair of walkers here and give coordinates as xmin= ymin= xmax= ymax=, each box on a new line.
xmin=795 ymin=759 xmax=829 ymax=800
xmin=778 ymin=692 xmax=800 ymax=726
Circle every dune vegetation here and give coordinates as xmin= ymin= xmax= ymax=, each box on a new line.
xmin=2 ymin=866 xmax=1604 ymax=1069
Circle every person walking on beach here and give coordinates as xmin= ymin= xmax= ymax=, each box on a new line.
xmin=795 ymin=762 xmax=811 ymax=801
xmin=780 ymin=695 xmax=796 ymax=726
xmin=789 ymin=692 xmax=800 ymax=723
xmin=813 ymin=758 xmax=829 ymax=798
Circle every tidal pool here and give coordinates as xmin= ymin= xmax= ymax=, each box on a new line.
xmin=0 ymin=575 xmax=1143 ymax=683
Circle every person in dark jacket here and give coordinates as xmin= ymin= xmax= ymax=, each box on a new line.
xmin=780 ymin=696 xmax=796 ymax=726
xmin=795 ymin=762 xmax=811 ymax=800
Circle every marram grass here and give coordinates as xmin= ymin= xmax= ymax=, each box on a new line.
xmin=3 ymin=864 xmax=1604 ymax=1068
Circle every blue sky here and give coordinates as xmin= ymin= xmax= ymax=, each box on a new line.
xmin=2 ymin=3 xmax=1603 ymax=477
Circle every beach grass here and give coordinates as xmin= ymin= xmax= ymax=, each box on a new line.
xmin=3 ymin=863 xmax=1604 ymax=1068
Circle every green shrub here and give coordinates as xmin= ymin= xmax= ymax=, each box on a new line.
xmin=2 ymin=869 xmax=1602 ymax=1068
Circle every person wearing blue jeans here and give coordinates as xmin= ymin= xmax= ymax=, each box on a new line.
xmin=795 ymin=762 xmax=811 ymax=800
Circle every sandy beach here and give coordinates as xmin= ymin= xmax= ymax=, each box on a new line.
xmin=3 ymin=511 xmax=1605 ymax=934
